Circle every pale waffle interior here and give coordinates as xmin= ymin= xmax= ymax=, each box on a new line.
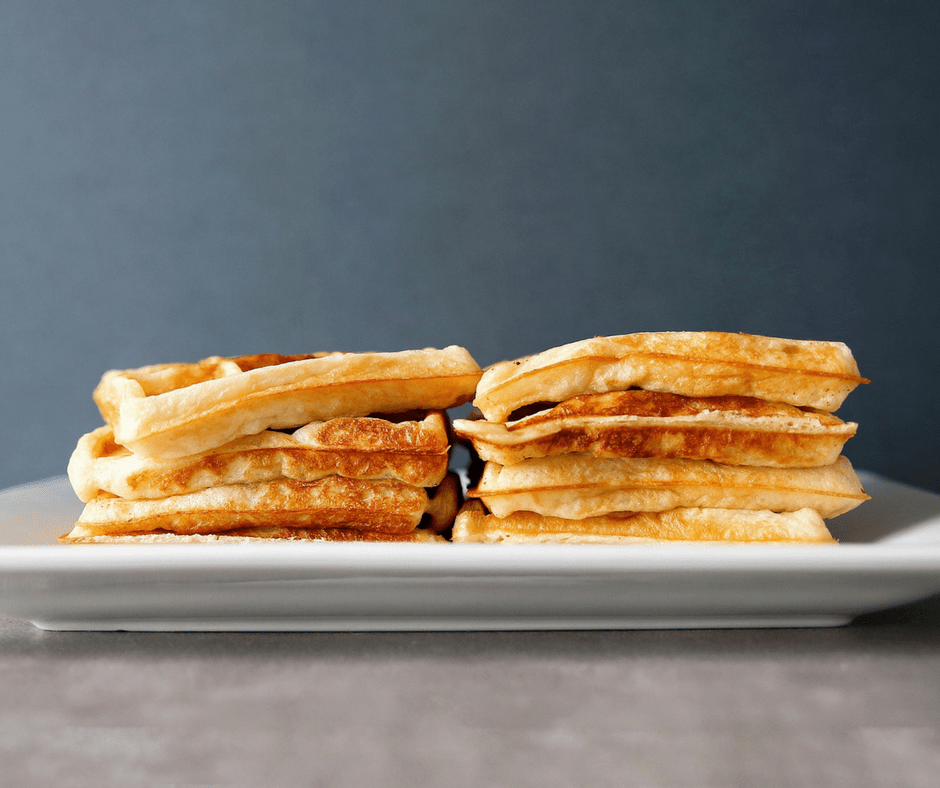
xmin=455 ymin=332 xmax=868 ymax=545
xmin=62 ymin=348 xmax=478 ymax=544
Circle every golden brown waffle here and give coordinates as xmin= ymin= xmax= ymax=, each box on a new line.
xmin=457 ymin=332 xmax=868 ymax=546
xmin=69 ymin=412 xmax=451 ymax=502
xmin=454 ymin=391 xmax=857 ymax=467
xmin=469 ymin=454 xmax=869 ymax=520
xmin=452 ymin=500 xmax=836 ymax=544
xmin=61 ymin=528 xmax=447 ymax=544
xmin=60 ymin=471 xmax=461 ymax=543
xmin=95 ymin=347 xmax=482 ymax=458
xmin=473 ymin=332 xmax=866 ymax=422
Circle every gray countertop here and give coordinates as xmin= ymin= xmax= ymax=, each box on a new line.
xmin=3 ymin=597 xmax=939 ymax=788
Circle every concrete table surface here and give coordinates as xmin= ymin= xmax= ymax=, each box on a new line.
xmin=2 ymin=596 xmax=939 ymax=787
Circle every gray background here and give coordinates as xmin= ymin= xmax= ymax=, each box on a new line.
xmin=2 ymin=1 xmax=938 ymax=492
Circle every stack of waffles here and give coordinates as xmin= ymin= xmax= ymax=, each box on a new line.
xmin=452 ymin=332 xmax=869 ymax=544
xmin=62 ymin=348 xmax=482 ymax=543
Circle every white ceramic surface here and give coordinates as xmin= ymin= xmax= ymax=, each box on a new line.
xmin=1 ymin=472 xmax=938 ymax=631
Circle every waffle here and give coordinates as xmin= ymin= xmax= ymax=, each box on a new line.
xmin=470 ymin=454 xmax=868 ymax=520
xmin=62 ymin=529 xmax=447 ymax=544
xmin=454 ymin=332 xmax=868 ymax=546
xmin=60 ymin=471 xmax=461 ymax=543
xmin=473 ymin=332 xmax=866 ymax=423
xmin=62 ymin=347 xmax=479 ymax=544
xmin=453 ymin=500 xmax=836 ymax=544
xmin=68 ymin=411 xmax=451 ymax=502
xmin=95 ymin=347 xmax=482 ymax=458
xmin=453 ymin=391 xmax=856 ymax=467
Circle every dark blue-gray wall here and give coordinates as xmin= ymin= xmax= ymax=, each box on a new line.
xmin=2 ymin=1 xmax=938 ymax=492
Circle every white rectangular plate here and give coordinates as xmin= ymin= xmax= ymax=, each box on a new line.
xmin=1 ymin=472 xmax=939 ymax=631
